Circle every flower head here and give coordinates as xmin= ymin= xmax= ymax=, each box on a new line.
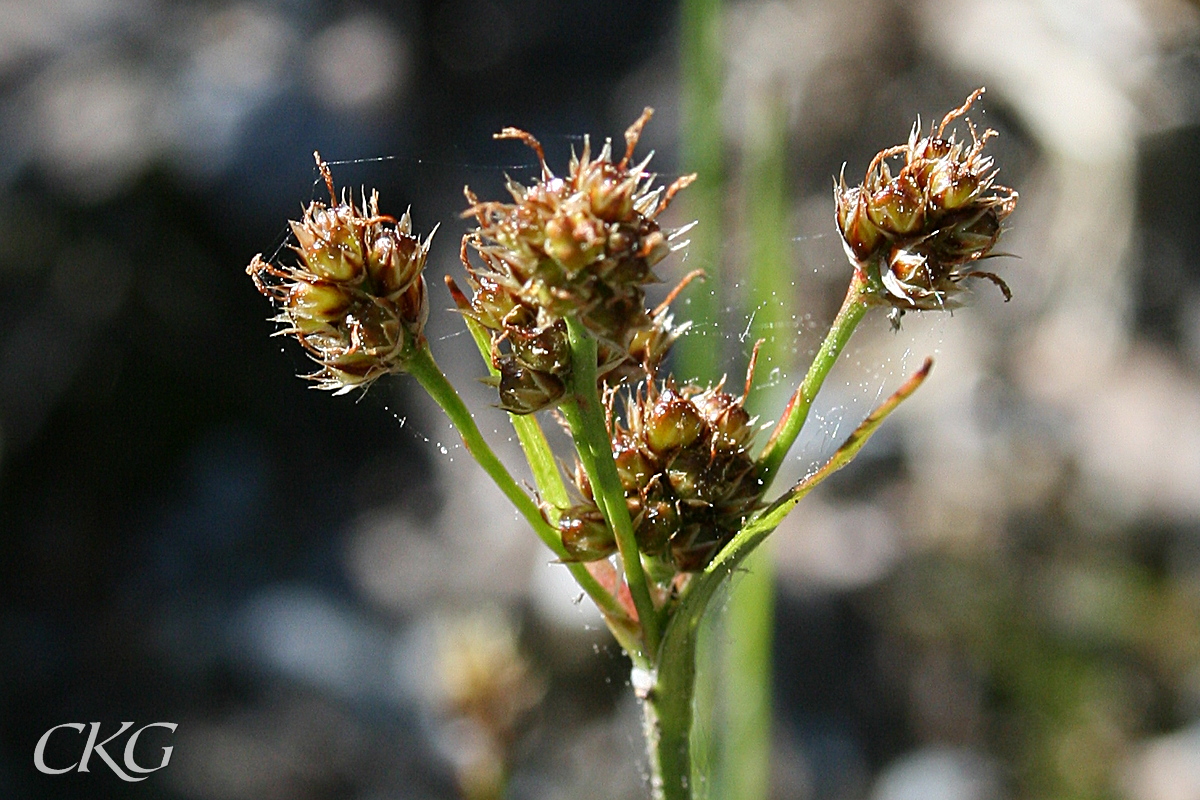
xmin=835 ymin=89 xmax=1018 ymax=315
xmin=558 ymin=360 xmax=765 ymax=574
xmin=463 ymin=108 xmax=695 ymax=351
xmin=248 ymin=153 xmax=434 ymax=393
xmin=453 ymin=112 xmax=700 ymax=414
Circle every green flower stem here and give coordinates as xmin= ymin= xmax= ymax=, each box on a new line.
xmin=406 ymin=343 xmax=628 ymax=624
xmin=561 ymin=317 xmax=662 ymax=658
xmin=756 ymin=269 xmax=873 ymax=487
xmin=639 ymin=643 xmax=697 ymax=800
xmin=460 ymin=318 xmax=570 ymax=513
xmin=644 ymin=358 xmax=932 ymax=800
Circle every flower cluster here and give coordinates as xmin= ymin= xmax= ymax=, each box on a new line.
xmin=835 ymin=89 xmax=1018 ymax=314
xmin=457 ymin=109 xmax=694 ymax=412
xmin=247 ymin=154 xmax=434 ymax=393
xmin=558 ymin=374 xmax=764 ymax=574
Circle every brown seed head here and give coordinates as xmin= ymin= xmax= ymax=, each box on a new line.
xmin=247 ymin=153 xmax=434 ymax=393
xmin=556 ymin=375 xmax=764 ymax=574
xmin=463 ymin=108 xmax=695 ymax=351
xmin=834 ymin=89 xmax=1018 ymax=313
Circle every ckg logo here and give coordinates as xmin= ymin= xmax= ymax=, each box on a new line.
xmin=34 ymin=722 xmax=177 ymax=782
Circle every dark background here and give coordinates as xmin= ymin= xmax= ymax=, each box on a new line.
xmin=4 ymin=1 xmax=1200 ymax=798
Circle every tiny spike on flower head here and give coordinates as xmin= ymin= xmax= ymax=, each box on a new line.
xmin=834 ymin=89 xmax=1018 ymax=317
xmin=463 ymin=109 xmax=696 ymax=353
xmin=248 ymin=152 xmax=435 ymax=392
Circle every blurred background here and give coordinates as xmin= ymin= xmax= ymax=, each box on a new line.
xmin=4 ymin=0 xmax=1200 ymax=798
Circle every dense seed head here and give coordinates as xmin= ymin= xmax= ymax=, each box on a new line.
xmin=834 ymin=89 xmax=1018 ymax=313
xmin=453 ymin=113 xmax=701 ymax=413
xmin=556 ymin=377 xmax=764 ymax=574
xmin=463 ymin=108 xmax=695 ymax=352
xmin=248 ymin=154 xmax=433 ymax=393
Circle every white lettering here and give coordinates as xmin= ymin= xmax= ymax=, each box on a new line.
xmin=35 ymin=721 xmax=177 ymax=781
xmin=33 ymin=723 xmax=85 ymax=774
xmin=78 ymin=722 xmax=145 ymax=782
xmin=123 ymin=722 xmax=177 ymax=774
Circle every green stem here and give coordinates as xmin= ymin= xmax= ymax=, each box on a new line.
xmin=645 ymin=325 xmax=928 ymax=800
xmin=720 ymin=549 xmax=774 ymax=799
xmin=561 ymin=317 xmax=662 ymax=658
xmin=406 ymin=344 xmax=627 ymax=623
xmin=756 ymin=270 xmax=872 ymax=488
xmin=639 ymin=641 xmax=698 ymax=800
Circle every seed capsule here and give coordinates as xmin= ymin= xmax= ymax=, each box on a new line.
xmin=290 ymin=208 xmax=365 ymax=282
xmin=559 ymin=507 xmax=617 ymax=562
xmin=507 ymin=323 xmax=570 ymax=375
xmin=934 ymin=209 xmax=1002 ymax=263
xmin=924 ymin=158 xmax=978 ymax=212
xmin=492 ymin=356 xmax=566 ymax=414
xmin=692 ymin=390 xmax=754 ymax=451
xmin=867 ymin=172 xmax=926 ymax=236
xmin=288 ymin=282 xmax=351 ymax=329
xmin=835 ymin=183 xmax=884 ymax=264
xmin=367 ymin=212 xmax=428 ymax=296
xmin=645 ymin=391 xmax=705 ymax=455
xmin=614 ymin=445 xmax=653 ymax=492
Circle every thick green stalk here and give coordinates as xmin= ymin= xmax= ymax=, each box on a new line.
xmin=406 ymin=344 xmax=627 ymax=624
xmin=640 ymin=638 xmax=698 ymax=800
xmin=560 ymin=317 xmax=662 ymax=657
xmin=756 ymin=271 xmax=872 ymax=487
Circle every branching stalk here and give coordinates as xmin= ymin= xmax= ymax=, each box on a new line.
xmin=406 ymin=344 xmax=629 ymax=625
xmin=756 ymin=268 xmax=873 ymax=487
xmin=458 ymin=318 xmax=647 ymax=661
xmin=561 ymin=316 xmax=662 ymax=658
